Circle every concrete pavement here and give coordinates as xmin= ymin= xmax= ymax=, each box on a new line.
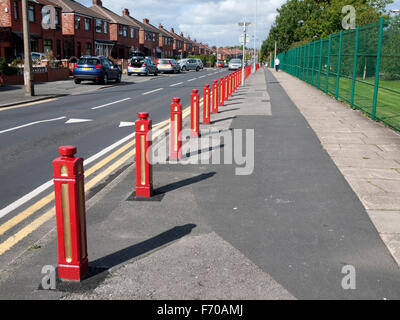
xmin=0 ymin=68 xmax=399 ymax=299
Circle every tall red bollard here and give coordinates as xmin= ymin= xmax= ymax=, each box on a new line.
xmin=228 ymin=74 xmax=233 ymax=97
xmin=135 ymin=112 xmax=153 ymax=198
xmin=218 ymin=78 xmax=224 ymax=106
xmin=212 ymin=80 xmax=219 ymax=113
xmin=203 ymin=84 xmax=211 ymax=124
xmin=53 ymin=145 xmax=88 ymax=281
xmin=170 ymin=98 xmax=182 ymax=160
xmin=191 ymin=89 xmax=200 ymax=137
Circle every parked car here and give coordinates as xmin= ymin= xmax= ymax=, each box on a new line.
xmin=194 ymin=58 xmax=204 ymax=69
xmin=128 ymin=56 xmax=158 ymax=76
xmin=228 ymin=58 xmax=242 ymax=70
xmin=157 ymin=59 xmax=181 ymax=74
xmin=178 ymin=58 xmax=201 ymax=72
xmin=217 ymin=61 xmax=224 ymax=68
xmin=73 ymin=56 xmax=122 ymax=84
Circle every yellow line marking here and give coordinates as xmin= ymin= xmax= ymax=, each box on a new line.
xmin=0 ymin=99 xmax=58 ymax=112
xmin=0 ymin=121 xmax=168 ymax=237
xmin=0 ymin=122 xmax=172 ymax=256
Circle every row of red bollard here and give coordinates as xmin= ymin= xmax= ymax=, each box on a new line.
xmin=52 ymin=69 xmax=243 ymax=282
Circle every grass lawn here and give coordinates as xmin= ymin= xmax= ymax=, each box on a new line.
xmin=294 ymin=68 xmax=400 ymax=130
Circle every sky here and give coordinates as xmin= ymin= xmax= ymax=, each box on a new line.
xmin=78 ymin=0 xmax=400 ymax=49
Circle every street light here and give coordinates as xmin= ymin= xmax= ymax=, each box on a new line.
xmin=238 ymin=21 xmax=251 ymax=86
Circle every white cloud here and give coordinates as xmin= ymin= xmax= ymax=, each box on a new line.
xmin=78 ymin=0 xmax=285 ymax=47
xmin=78 ymin=0 xmax=400 ymax=47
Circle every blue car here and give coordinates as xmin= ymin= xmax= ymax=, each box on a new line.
xmin=73 ymin=56 xmax=122 ymax=85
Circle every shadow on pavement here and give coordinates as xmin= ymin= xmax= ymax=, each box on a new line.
xmin=53 ymin=224 xmax=196 ymax=293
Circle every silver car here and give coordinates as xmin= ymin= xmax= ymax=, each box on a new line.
xmin=178 ymin=58 xmax=201 ymax=72
xmin=157 ymin=59 xmax=181 ymax=74
xmin=128 ymin=57 xmax=158 ymax=76
xmin=229 ymin=59 xmax=242 ymax=70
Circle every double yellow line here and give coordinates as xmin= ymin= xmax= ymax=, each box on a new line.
xmin=0 ymin=101 xmax=201 ymax=256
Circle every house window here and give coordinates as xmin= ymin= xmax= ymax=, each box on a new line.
xmin=84 ymin=18 xmax=91 ymax=31
xmin=28 ymin=5 xmax=35 ymax=22
xmin=123 ymin=26 xmax=127 ymax=37
xmin=44 ymin=40 xmax=53 ymax=54
xmin=104 ymin=21 xmax=108 ymax=34
xmin=96 ymin=19 xmax=102 ymax=33
xmin=130 ymin=28 xmax=134 ymax=38
xmin=153 ymin=33 xmax=156 ymax=42
xmin=77 ymin=42 xmax=81 ymax=57
xmin=13 ymin=2 xmax=18 ymax=20
xmin=75 ymin=16 xmax=80 ymax=29
xmin=118 ymin=26 xmax=123 ymax=36
xmin=55 ymin=10 xmax=60 ymax=26
xmin=85 ymin=42 xmax=92 ymax=55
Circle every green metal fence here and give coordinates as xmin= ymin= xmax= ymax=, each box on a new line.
xmin=275 ymin=17 xmax=400 ymax=131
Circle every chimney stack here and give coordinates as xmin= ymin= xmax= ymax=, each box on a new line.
xmin=143 ymin=18 xmax=150 ymax=24
xmin=122 ymin=8 xmax=129 ymax=16
xmin=93 ymin=0 xmax=102 ymax=6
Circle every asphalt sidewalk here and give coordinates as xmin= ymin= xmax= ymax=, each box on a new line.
xmin=0 ymin=68 xmax=399 ymax=300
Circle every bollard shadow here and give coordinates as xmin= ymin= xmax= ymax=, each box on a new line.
xmin=210 ymin=116 xmax=237 ymax=125
xmin=127 ymin=172 xmax=216 ymax=202
xmin=53 ymin=224 xmax=196 ymax=292
xmin=91 ymin=224 xmax=196 ymax=270
xmin=155 ymin=172 xmax=216 ymax=194
xmin=218 ymin=107 xmax=240 ymax=113
xmin=180 ymin=145 xmax=224 ymax=160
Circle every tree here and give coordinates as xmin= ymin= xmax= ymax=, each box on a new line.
xmin=261 ymin=0 xmax=393 ymax=58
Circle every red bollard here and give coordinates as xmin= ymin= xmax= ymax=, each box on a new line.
xmin=218 ymin=77 xmax=224 ymax=106
xmin=53 ymin=145 xmax=88 ymax=281
xmin=191 ymin=89 xmax=200 ymax=137
xmin=203 ymin=84 xmax=211 ymax=124
xmin=170 ymin=98 xmax=182 ymax=160
xmin=212 ymin=80 xmax=219 ymax=113
xmin=224 ymin=76 xmax=228 ymax=101
xmin=135 ymin=112 xmax=153 ymax=198
xmin=228 ymin=74 xmax=232 ymax=97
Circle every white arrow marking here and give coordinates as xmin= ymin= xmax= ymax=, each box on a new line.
xmin=65 ymin=118 xmax=93 ymax=124
xmin=119 ymin=122 xmax=136 ymax=128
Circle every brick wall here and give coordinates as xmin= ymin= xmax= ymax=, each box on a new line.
xmin=0 ymin=1 xmax=11 ymax=27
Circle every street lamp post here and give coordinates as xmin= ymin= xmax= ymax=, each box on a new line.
xmin=238 ymin=21 xmax=251 ymax=86
xmin=22 ymin=0 xmax=34 ymax=96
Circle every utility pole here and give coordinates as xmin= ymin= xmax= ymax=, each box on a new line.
xmin=253 ymin=0 xmax=257 ymax=72
xmin=22 ymin=0 xmax=34 ymax=96
xmin=238 ymin=20 xmax=251 ymax=86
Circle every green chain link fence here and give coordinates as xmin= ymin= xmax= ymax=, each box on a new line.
xmin=273 ymin=17 xmax=400 ymax=131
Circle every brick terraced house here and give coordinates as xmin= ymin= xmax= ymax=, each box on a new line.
xmin=0 ymin=0 xmax=212 ymax=61
xmin=90 ymin=1 xmax=139 ymax=59
xmin=51 ymin=0 xmax=111 ymax=58
xmin=0 ymin=0 xmax=64 ymax=60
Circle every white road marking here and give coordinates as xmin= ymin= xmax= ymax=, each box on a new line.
xmin=199 ymin=75 xmax=206 ymax=78
xmin=142 ymin=88 xmax=163 ymax=95
xmin=0 ymin=132 xmax=135 ymax=219
xmin=187 ymin=78 xmax=196 ymax=82
xmin=119 ymin=122 xmax=136 ymax=128
xmin=91 ymin=98 xmax=131 ymax=110
xmin=65 ymin=118 xmax=93 ymax=124
xmin=0 ymin=116 xmax=66 ymax=134
xmin=170 ymin=82 xmax=183 ymax=87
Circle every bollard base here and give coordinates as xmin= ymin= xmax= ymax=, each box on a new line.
xmin=136 ymin=186 xmax=153 ymax=198
xmin=191 ymin=132 xmax=200 ymax=138
xmin=58 ymin=258 xmax=88 ymax=282
xmin=170 ymin=151 xmax=181 ymax=160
